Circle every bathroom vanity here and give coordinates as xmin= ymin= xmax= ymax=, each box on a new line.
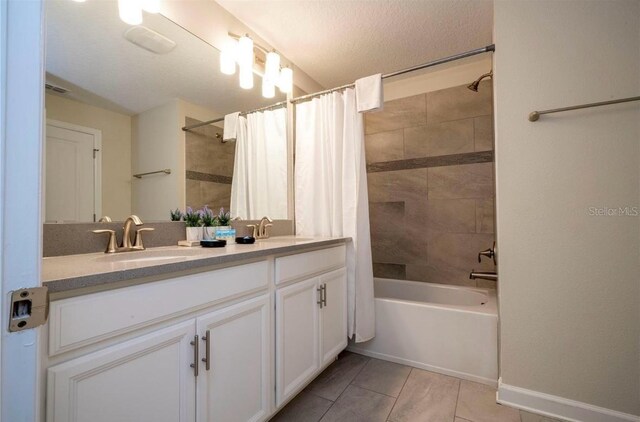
xmin=41 ymin=237 xmax=348 ymax=422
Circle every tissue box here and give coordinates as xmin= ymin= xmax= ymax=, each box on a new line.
xmin=215 ymin=227 xmax=236 ymax=241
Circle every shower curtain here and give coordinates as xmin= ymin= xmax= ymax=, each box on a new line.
xmin=295 ymin=88 xmax=375 ymax=343
xmin=230 ymin=108 xmax=288 ymax=220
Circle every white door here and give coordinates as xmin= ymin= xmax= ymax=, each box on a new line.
xmin=319 ymin=268 xmax=348 ymax=366
xmin=196 ymin=294 xmax=271 ymax=422
xmin=46 ymin=321 xmax=196 ymax=422
xmin=45 ymin=120 xmax=101 ymax=222
xmin=275 ymin=278 xmax=321 ymax=407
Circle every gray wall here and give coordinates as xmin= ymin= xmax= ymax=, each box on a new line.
xmin=365 ymin=81 xmax=496 ymax=287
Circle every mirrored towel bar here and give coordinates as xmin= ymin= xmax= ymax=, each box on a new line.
xmin=133 ymin=169 xmax=171 ymax=179
xmin=529 ymin=95 xmax=640 ymax=122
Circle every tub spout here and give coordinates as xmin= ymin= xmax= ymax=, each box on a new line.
xmin=469 ymin=270 xmax=498 ymax=281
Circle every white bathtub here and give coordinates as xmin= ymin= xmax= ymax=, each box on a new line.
xmin=348 ymin=278 xmax=498 ymax=386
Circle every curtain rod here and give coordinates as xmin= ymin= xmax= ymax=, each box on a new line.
xmin=181 ymin=100 xmax=288 ymax=132
xmin=290 ymin=44 xmax=495 ymax=104
xmin=181 ymin=44 xmax=495 ymax=131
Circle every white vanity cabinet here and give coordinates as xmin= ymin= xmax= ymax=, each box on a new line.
xmin=196 ymin=294 xmax=271 ymax=422
xmin=47 ymin=320 xmax=197 ymax=422
xmin=274 ymin=247 xmax=347 ymax=407
xmin=44 ymin=241 xmax=348 ymax=422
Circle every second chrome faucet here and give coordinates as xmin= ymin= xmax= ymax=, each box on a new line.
xmin=93 ymin=215 xmax=154 ymax=253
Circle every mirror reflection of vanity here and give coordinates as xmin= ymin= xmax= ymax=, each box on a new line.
xmin=44 ymin=0 xmax=289 ymax=223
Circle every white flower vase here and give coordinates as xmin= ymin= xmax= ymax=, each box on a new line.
xmin=203 ymin=226 xmax=216 ymax=240
xmin=186 ymin=226 xmax=202 ymax=242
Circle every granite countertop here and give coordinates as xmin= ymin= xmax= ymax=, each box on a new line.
xmin=43 ymin=236 xmax=348 ymax=294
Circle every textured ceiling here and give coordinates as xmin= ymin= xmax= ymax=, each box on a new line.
xmin=46 ymin=0 xmax=284 ymax=116
xmin=215 ymin=0 xmax=493 ymax=89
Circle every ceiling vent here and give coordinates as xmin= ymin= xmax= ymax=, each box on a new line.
xmin=45 ymin=83 xmax=70 ymax=95
xmin=124 ymin=26 xmax=176 ymax=54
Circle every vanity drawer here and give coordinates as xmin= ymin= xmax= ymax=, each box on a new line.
xmin=49 ymin=260 xmax=269 ymax=356
xmin=275 ymin=245 xmax=346 ymax=285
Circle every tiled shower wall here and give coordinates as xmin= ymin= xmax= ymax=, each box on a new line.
xmin=185 ymin=117 xmax=234 ymax=211
xmin=365 ymin=80 xmax=496 ymax=288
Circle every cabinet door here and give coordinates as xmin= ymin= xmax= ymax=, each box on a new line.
xmin=320 ymin=268 xmax=348 ymax=366
xmin=196 ymin=294 xmax=271 ymax=422
xmin=275 ymin=277 xmax=321 ymax=407
xmin=47 ymin=321 xmax=196 ymax=422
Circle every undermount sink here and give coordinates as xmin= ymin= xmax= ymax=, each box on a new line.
xmin=93 ymin=248 xmax=203 ymax=264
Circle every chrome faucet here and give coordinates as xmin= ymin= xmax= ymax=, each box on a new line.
xmin=92 ymin=215 xmax=154 ymax=253
xmin=257 ymin=216 xmax=273 ymax=239
xmin=469 ymin=270 xmax=498 ymax=281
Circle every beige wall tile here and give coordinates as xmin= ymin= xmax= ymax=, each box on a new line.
xmin=187 ymin=181 xmax=231 ymax=211
xmin=476 ymin=198 xmax=495 ymax=233
xmin=367 ymin=169 xmax=427 ymax=203
xmin=364 ymin=94 xmax=426 ymax=135
xmin=373 ymin=263 xmax=406 ymax=280
xmin=426 ymin=231 xmax=496 ymax=286
xmin=427 ymin=80 xmax=493 ymax=125
xmin=405 ymin=119 xmax=474 ymax=158
xmin=474 ymin=115 xmax=494 ymax=151
xmin=428 ymin=162 xmax=494 ymax=199
xmin=427 ymin=199 xmax=476 ymax=233
xmin=405 ymin=264 xmax=431 ymax=282
xmin=365 ymin=129 xmax=404 ymax=163
xmin=476 ymin=279 xmax=497 ymax=289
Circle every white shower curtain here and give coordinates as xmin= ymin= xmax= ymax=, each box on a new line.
xmin=295 ymin=88 xmax=375 ymax=343
xmin=230 ymin=108 xmax=288 ymax=220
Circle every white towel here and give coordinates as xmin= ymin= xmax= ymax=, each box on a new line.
xmin=355 ymin=73 xmax=383 ymax=113
xmin=223 ymin=112 xmax=241 ymax=141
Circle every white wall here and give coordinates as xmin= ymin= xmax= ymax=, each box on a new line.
xmin=45 ymin=93 xmax=132 ymax=220
xmin=494 ymin=0 xmax=639 ymax=419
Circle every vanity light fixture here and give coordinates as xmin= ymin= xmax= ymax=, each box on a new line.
xmin=264 ymin=51 xmax=281 ymax=84
xmin=239 ymin=66 xmax=254 ymax=90
xmin=71 ymin=0 xmax=87 ymax=3
xmin=237 ymin=35 xmax=254 ymax=68
xmin=220 ymin=39 xmax=237 ymax=75
xmin=278 ymin=66 xmax=293 ymax=94
xmin=118 ymin=0 xmax=143 ymax=25
xmin=262 ymin=78 xmax=275 ymax=99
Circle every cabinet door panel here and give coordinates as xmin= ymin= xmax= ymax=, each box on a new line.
xmin=196 ymin=294 xmax=271 ymax=422
xmin=47 ymin=321 xmax=195 ymax=422
xmin=275 ymin=277 xmax=320 ymax=407
xmin=320 ymin=268 xmax=348 ymax=366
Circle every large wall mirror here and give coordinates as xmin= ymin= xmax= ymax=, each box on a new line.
xmin=44 ymin=0 xmax=289 ymax=223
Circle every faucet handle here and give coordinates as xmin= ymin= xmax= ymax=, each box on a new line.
xmin=92 ymin=229 xmax=117 ymax=253
xmin=134 ymin=227 xmax=154 ymax=249
xmin=246 ymin=224 xmax=258 ymax=238
xmin=263 ymin=223 xmax=273 ymax=238
xmin=478 ymin=241 xmax=497 ymax=265
xmin=98 ymin=216 xmax=112 ymax=223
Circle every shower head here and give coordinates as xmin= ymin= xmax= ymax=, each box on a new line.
xmin=467 ymin=71 xmax=493 ymax=92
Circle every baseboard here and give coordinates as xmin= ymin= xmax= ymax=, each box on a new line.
xmin=497 ymin=379 xmax=640 ymax=422
xmin=346 ymin=345 xmax=497 ymax=387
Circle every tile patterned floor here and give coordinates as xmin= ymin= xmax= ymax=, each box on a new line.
xmin=271 ymin=351 xmax=565 ymax=422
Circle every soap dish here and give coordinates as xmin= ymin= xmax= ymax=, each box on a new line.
xmin=178 ymin=240 xmax=201 ymax=247
xmin=201 ymin=239 xmax=227 ymax=248
xmin=235 ymin=236 xmax=256 ymax=244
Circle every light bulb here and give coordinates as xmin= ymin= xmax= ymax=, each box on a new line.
xmin=238 ymin=35 xmax=254 ymax=67
xmin=239 ymin=66 xmax=254 ymax=90
xmin=220 ymin=40 xmax=237 ymax=75
xmin=262 ymin=77 xmax=275 ymax=98
xmin=118 ymin=0 xmax=143 ymax=25
xmin=278 ymin=66 xmax=293 ymax=94
xmin=142 ymin=0 xmax=160 ymax=13
xmin=264 ymin=51 xmax=281 ymax=84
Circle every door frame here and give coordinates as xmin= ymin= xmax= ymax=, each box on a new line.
xmin=0 ymin=0 xmax=45 ymax=420
xmin=46 ymin=119 xmax=103 ymax=221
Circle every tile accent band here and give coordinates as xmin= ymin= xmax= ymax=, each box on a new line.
xmin=367 ymin=150 xmax=494 ymax=173
xmin=186 ymin=170 xmax=233 ymax=184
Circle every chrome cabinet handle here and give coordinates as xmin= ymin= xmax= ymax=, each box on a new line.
xmin=190 ymin=335 xmax=199 ymax=377
xmin=317 ymin=286 xmax=324 ymax=309
xmin=322 ymin=284 xmax=327 ymax=307
xmin=202 ymin=330 xmax=211 ymax=371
